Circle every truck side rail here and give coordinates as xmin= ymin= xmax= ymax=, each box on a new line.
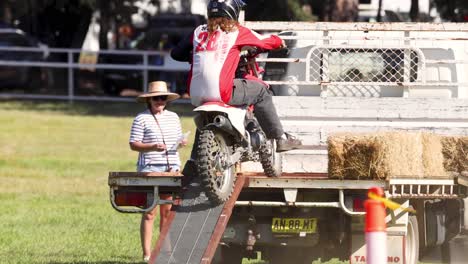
xmin=108 ymin=171 xmax=466 ymax=216
xmin=244 ymin=22 xmax=468 ymax=32
xmin=237 ymin=173 xmax=466 ymax=216
xmin=240 ymin=172 xmax=465 ymax=197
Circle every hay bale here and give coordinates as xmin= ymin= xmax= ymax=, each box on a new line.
xmin=441 ymin=137 xmax=459 ymax=172
xmin=442 ymin=136 xmax=468 ymax=173
xmin=343 ymin=132 xmax=424 ymax=179
xmin=329 ymin=132 xmax=437 ymax=180
xmin=422 ymin=133 xmax=448 ymax=178
xmin=342 ymin=134 xmax=380 ymax=179
xmin=371 ymin=132 xmax=425 ymax=179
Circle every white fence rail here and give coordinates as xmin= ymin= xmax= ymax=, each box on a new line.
xmin=0 ymin=47 xmax=189 ymax=102
xmin=1 ymin=22 xmax=467 ymax=102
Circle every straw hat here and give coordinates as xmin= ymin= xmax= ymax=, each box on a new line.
xmin=136 ymin=81 xmax=180 ymax=103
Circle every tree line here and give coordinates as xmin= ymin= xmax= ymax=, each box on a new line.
xmin=0 ymin=0 xmax=466 ymax=49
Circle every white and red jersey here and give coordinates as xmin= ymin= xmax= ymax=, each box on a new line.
xmin=188 ymin=25 xmax=282 ymax=106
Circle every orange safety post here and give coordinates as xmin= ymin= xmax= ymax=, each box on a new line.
xmin=364 ymin=187 xmax=387 ymax=264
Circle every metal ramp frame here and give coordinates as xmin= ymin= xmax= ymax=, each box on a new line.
xmin=150 ymin=176 xmax=245 ymax=264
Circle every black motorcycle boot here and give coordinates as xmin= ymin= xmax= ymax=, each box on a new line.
xmin=276 ymin=133 xmax=302 ymax=152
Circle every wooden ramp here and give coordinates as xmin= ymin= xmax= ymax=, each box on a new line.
xmin=150 ymin=176 xmax=245 ymax=264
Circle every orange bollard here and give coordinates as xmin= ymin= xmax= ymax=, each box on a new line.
xmin=364 ymin=187 xmax=387 ymax=264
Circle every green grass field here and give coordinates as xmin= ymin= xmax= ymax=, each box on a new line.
xmin=0 ymin=101 xmax=280 ymax=264
xmin=0 ymin=100 xmax=198 ymax=264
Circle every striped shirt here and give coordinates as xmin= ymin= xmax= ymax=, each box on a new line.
xmin=129 ymin=109 xmax=182 ymax=167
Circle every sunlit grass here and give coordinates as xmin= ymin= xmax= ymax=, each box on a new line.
xmin=0 ymin=100 xmax=195 ymax=263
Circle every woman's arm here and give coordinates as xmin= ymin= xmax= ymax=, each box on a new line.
xmin=129 ymin=141 xmax=166 ymax=152
xmin=176 ymin=116 xmax=188 ymax=148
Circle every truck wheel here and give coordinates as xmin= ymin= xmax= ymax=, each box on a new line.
xmin=102 ymin=78 xmax=122 ymax=96
xmin=259 ymin=138 xmax=282 ymax=177
xmin=406 ymin=214 xmax=420 ymax=264
xmin=27 ymin=68 xmax=43 ymax=92
xmin=268 ymin=248 xmax=313 ymax=264
xmin=218 ymin=245 xmax=244 ymax=264
xmin=197 ymin=129 xmax=236 ymax=204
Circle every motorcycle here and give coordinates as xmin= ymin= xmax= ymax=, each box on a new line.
xmin=193 ymin=47 xmax=282 ymax=204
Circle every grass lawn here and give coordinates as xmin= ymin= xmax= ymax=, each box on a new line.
xmin=0 ymin=100 xmax=197 ymax=264
xmin=0 ymin=100 xmax=348 ymax=264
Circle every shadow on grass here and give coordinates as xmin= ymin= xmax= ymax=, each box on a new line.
xmin=0 ymin=99 xmax=196 ymax=118
xmin=48 ymin=260 xmax=146 ymax=264
xmin=48 ymin=256 xmax=146 ymax=264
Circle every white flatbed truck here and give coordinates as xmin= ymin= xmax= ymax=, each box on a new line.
xmin=109 ymin=21 xmax=468 ymax=264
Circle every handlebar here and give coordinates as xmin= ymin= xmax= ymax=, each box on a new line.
xmin=238 ymin=46 xmax=288 ymax=78
xmin=240 ymin=47 xmax=262 ymax=59
xmin=240 ymin=46 xmax=289 ymax=59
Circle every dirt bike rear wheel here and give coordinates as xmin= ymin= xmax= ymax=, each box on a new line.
xmin=259 ymin=138 xmax=282 ymax=177
xmin=197 ymin=129 xmax=236 ymax=204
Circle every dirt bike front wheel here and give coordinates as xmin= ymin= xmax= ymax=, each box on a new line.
xmin=197 ymin=129 xmax=236 ymax=204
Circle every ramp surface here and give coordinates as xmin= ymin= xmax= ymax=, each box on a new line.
xmin=151 ymin=176 xmax=244 ymax=264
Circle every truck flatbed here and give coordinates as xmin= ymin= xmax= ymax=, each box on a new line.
xmin=109 ymin=171 xmax=465 ymax=200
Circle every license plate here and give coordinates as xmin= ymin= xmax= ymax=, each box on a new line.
xmin=271 ymin=218 xmax=317 ymax=233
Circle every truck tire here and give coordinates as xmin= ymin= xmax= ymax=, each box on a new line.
xmin=197 ymin=129 xmax=236 ymax=204
xmin=267 ymin=247 xmax=314 ymax=264
xmin=102 ymin=79 xmax=121 ymax=96
xmin=406 ymin=214 xmax=420 ymax=264
xmin=259 ymin=138 xmax=282 ymax=177
xmin=27 ymin=68 xmax=43 ymax=92
xmin=217 ymin=245 xmax=244 ymax=264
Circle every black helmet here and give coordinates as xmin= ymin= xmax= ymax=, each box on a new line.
xmin=207 ymin=0 xmax=246 ymax=21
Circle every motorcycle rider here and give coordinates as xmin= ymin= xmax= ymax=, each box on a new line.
xmin=171 ymin=0 xmax=302 ymax=153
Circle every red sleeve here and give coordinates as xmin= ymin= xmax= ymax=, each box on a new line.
xmin=186 ymin=33 xmax=194 ymax=95
xmin=235 ymin=26 xmax=282 ymax=50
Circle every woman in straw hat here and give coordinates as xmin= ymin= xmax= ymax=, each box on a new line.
xmin=129 ymin=81 xmax=187 ymax=262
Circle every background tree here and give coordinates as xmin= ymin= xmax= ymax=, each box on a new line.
xmin=432 ymin=0 xmax=468 ymax=22
xmin=245 ymin=0 xmax=315 ymax=21
xmin=376 ymin=0 xmax=383 ymax=22
xmin=0 ymin=0 xmax=13 ymax=24
xmin=410 ymin=0 xmax=420 ymax=21
xmin=307 ymin=0 xmax=358 ymax=22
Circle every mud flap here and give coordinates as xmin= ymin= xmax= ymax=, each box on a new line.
xmin=446 ymin=234 xmax=468 ymax=264
xmin=350 ymin=234 xmax=405 ymax=264
xmin=350 ymin=200 xmax=410 ymax=263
